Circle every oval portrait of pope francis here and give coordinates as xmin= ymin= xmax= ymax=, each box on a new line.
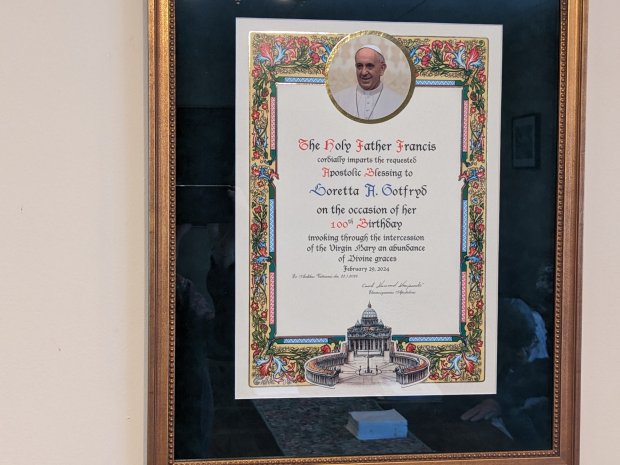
xmin=326 ymin=31 xmax=416 ymax=124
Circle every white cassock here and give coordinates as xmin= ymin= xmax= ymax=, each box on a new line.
xmin=333 ymin=83 xmax=404 ymax=120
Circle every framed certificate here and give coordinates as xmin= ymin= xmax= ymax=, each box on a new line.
xmin=234 ymin=20 xmax=501 ymax=400
xmin=148 ymin=1 xmax=585 ymax=464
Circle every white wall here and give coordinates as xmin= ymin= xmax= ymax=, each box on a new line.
xmin=581 ymin=0 xmax=620 ymax=463
xmin=0 ymin=2 xmax=147 ymax=464
xmin=0 ymin=1 xmax=617 ymax=464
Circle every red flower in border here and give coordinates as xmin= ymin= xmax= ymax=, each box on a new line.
xmin=465 ymin=46 xmax=481 ymax=70
xmin=320 ymin=344 xmax=331 ymax=354
xmin=258 ymin=357 xmax=272 ymax=376
xmin=283 ymin=48 xmax=298 ymax=64
xmin=251 ymin=110 xmax=261 ymax=120
xmin=443 ymin=41 xmax=456 ymax=53
xmin=463 ymin=354 xmax=476 ymax=374
xmin=258 ymin=42 xmax=274 ymax=64
xmin=405 ymin=343 xmax=416 ymax=352
xmin=473 ymin=340 xmax=483 ymax=353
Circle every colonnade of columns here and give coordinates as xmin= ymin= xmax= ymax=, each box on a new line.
xmin=390 ymin=352 xmax=430 ymax=385
xmin=304 ymin=352 xmax=347 ymax=387
xmin=350 ymin=337 xmax=388 ymax=355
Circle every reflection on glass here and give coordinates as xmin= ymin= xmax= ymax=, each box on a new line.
xmin=174 ymin=0 xmax=558 ymax=459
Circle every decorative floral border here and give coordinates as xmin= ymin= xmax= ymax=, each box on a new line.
xmin=247 ymin=32 xmax=489 ymax=387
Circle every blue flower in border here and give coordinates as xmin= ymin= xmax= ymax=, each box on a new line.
xmin=448 ymin=354 xmax=462 ymax=374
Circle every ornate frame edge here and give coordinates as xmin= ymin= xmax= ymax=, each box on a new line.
xmin=147 ymin=0 xmax=587 ymax=464
xmin=149 ymin=1 xmax=175 ymax=465
xmin=556 ymin=0 xmax=587 ymax=463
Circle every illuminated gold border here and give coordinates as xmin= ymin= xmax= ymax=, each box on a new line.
xmin=326 ymin=30 xmax=417 ymax=124
xmin=245 ymin=32 xmax=490 ymax=388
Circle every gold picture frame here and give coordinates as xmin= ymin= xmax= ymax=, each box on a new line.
xmin=148 ymin=1 xmax=586 ymax=464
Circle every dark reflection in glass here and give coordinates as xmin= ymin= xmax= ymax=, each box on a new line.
xmin=174 ymin=0 xmax=558 ymax=459
xmin=177 ymin=109 xmax=235 ymax=187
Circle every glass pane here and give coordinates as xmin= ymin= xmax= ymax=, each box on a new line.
xmin=174 ymin=0 xmax=558 ymax=459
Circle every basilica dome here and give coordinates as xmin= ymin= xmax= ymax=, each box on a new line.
xmin=361 ymin=303 xmax=379 ymax=324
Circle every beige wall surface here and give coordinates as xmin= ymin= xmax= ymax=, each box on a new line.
xmin=0 ymin=1 xmax=618 ymax=465
xmin=581 ymin=0 xmax=620 ymax=463
xmin=0 ymin=2 xmax=147 ymax=465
